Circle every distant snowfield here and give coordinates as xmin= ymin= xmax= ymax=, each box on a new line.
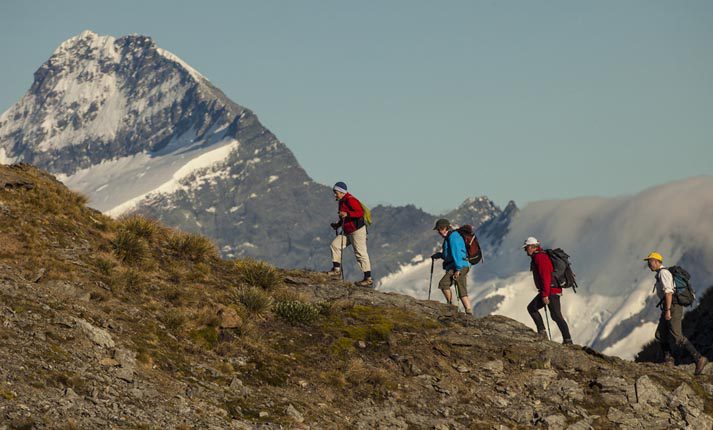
xmin=61 ymin=130 xmax=239 ymax=216
xmin=380 ymin=176 xmax=713 ymax=360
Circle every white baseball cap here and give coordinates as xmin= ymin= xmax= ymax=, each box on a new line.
xmin=522 ymin=237 xmax=540 ymax=248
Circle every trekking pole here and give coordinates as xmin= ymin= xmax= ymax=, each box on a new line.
xmin=543 ymin=306 xmax=552 ymax=341
xmin=339 ymin=229 xmax=345 ymax=281
xmin=428 ymin=258 xmax=434 ymax=300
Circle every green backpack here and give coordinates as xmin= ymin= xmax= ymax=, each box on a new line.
xmin=344 ymin=199 xmax=372 ymax=226
xmin=361 ymin=203 xmax=372 ymax=226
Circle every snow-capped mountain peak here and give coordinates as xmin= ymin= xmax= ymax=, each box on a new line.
xmin=1 ymin=30 xmax=220 ymax=167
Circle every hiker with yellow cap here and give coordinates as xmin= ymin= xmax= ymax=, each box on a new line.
xmin=644 ymin=251 xmax=708 ymax=376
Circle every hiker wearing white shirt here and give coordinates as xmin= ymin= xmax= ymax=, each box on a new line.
xmin=644 ymin=251 xmax=708 ymax=376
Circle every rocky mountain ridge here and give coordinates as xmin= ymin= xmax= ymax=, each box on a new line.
xmin=1 ymin=164 xmax=712 ymax=429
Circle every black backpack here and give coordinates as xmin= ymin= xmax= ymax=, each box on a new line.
xmin=545 ymin=248 xmax=578 ymax=293
xmin=667 ymin=266 xmax=696 ymax=307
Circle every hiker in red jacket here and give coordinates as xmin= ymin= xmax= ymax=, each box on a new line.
xmin=523 ymin=237 xmax=573 ymax=344
xmin=326 ymin=182 xmax=372 ymax=287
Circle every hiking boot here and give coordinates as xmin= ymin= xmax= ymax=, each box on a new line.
xmin=562 ymin=339 xmax=573 ymax=345
xmin=464 ymin=308 xmax=473 ymax=316
xmin=325 ymin=268 xmax=342 ymax=277
xmin=694 ymin=356 xmax=709 ymax=376
xmin=537 ymin=330 xmax=548 ymax=339
xmin=355 ymin=277 xmax=373 ymax=288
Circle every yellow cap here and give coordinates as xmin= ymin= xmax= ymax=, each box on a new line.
xmin=643 ymin=252 xmax=663 ymax=262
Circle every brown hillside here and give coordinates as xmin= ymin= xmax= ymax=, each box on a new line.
xmin=0 ymin=163 xmax=712 ymax=430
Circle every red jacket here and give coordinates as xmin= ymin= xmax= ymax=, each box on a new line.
xmin=336 ymin=193 xmax=365 ymax=235
xmin=530 ymin=248 xmax=561 ymax=297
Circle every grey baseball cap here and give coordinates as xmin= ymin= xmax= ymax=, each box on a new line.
xmin=433 ymin=218 xmax=450 ymax=230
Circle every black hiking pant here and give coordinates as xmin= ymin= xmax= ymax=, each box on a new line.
xmin=527 ymin=294 xmax=572 ymax=342
xmin=655 ymin=303 xmax=701 ymax=362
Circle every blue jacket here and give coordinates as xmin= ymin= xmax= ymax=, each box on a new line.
xmin=442 ymin=230 xmax=469 ymax=271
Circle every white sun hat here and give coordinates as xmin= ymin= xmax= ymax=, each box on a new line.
xmin=522 ymin=237 xmax=540 ymax=248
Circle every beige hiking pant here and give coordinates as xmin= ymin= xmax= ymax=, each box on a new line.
xmin=330 ymin=226 xmax=371 ymax=273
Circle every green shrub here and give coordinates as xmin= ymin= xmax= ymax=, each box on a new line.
xmin=112 ymin=229 xmax=148 ymax=265
xmin=237 ymin=286 xmax=273 ymax=316
xmin=165 ymin=232 xmax=218 ymax=263
xmin=275 ymin=300 xmax=320 ymax=325
xmin=235 ymin=259 xmax=281 ymax=291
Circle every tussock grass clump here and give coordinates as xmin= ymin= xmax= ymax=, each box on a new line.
xmin=237 ymin=286 xmax=273 ymax=316
xmin=235 ymin=259 xmax=281 ymax=291
xmin=112 ymin=230 xmax=148 ymax=265
xmin=118 ymin=215 xmax=160 ymax=243
xmin=275 ymin=300 xmax=320 ymax=326
xmin=272 ymin=286 xmax=309 ymax=303
xmin=164 ymin=232 xmax=218 ymax=263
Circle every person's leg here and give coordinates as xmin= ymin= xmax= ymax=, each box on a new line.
xmin=527 ymin=295 xmax=547 ymax=335
xmin=438 ymin=271 xmax=454 ymax=304
xmin=655 ymin=312 xmax=674 ymax=363
xmin=455 ymin=267 xmax=472 ymax=314
xmin=669 ymin=304 xmax=701 ymax=361
xmin=350 ymin=227 xmax=372 ymax=281
xmin=547 ymin=295 xmax=572 ymax=344
xmin=328 ymin=234 xmax=349 ymax=275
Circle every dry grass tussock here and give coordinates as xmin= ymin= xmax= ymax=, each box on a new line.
xmin=118 ymin=215 xmax=161 ymax=243
xmin=235 ymin=258 xmax=281 ymax=291
xmin=164 ymin=231 xmax=218 ymax=263
xmin=237 ymin=286 xmax=273 ymax=317
xmin=112 ymin=229 xmax=149 ymax=266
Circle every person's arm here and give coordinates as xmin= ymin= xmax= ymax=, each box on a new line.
xmin=343 ymin=196 xmax=364 ymax=219
xmin=450 ymin=234 xmax=468 ymax=272
xmin=660 ymin=269 xmax=675 ymax=320
xmin=664 ymin=293 xmax=673 ymax=320
xmin=535 ymin=253 xmax=553 ymax=298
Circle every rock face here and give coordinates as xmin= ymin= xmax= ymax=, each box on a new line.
xmin=0 ymin=30 xmax=514 ymax=279
xmin=0 ymin=164 xmax=710 ymax=429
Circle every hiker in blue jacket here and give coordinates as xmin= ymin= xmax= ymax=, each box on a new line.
xmin=431 ymin=218 xmax=473 ymax=315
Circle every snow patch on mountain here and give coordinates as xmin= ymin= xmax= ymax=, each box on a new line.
xmin=0 ymin=149 xmax=15 ymax=165
xmin=155 ymin=47 xmax=207 ymax=82
xmin=62 ymin=133 xmax=239 ymax=216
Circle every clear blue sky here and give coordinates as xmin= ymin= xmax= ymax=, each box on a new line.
xmin=1 ymin=0 xmax=712 ymax=213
